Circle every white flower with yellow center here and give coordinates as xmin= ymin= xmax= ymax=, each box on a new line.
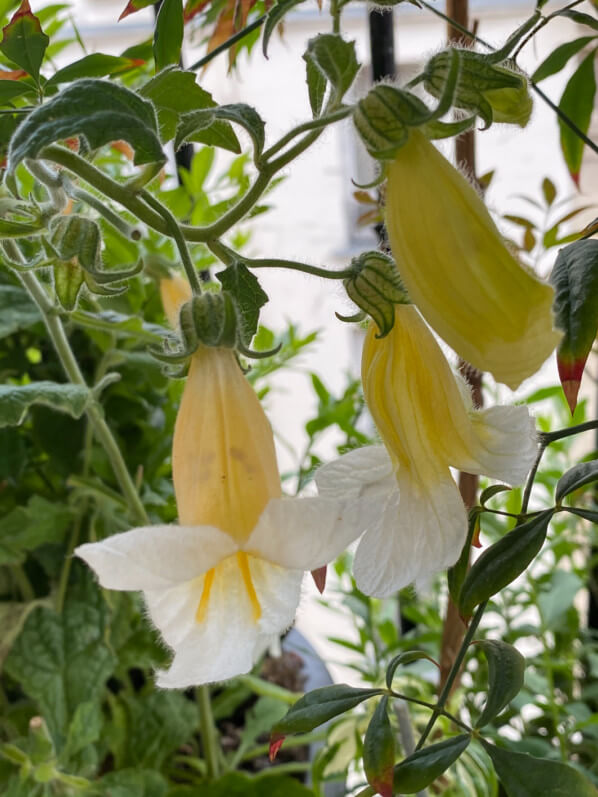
xmin=316 ymin=306 xmax=538 ymax=598
xmin=76 ymin=276 xmax=361 ymax=687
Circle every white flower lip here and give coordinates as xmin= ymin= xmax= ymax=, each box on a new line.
xmin=75 ymin=492 xmax=363 ymax=688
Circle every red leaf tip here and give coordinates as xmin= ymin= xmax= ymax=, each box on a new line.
xmin=371 ymin=776 xmax=393 ymax=797
xmin=269 ymin=735 xmax=285 ymax=762
xmin=562 ymin=380 xmax=581 ymax=415
xmin=557 ymin=355 xmax=586 ymax=415
xmin=311 ymin=565 xmax=327 ymax=594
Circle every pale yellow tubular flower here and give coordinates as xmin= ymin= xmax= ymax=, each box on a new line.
xmin=77 ymin=276 xmax=362 ymax=687
xmin=386 ymin=130 xmax=561 ymax=390
xmin=316 ymin=306 xmax=537 ymax=597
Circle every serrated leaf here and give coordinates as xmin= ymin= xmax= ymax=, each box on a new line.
xmin=0 ymin=1 xmax=49 ymax=84
xmin=304 ymin=33 xmax=359 ymax=102
xmin=140 ymin=67 xmax=217 ymax=142
xmin=154 ymin=0 xmax=183 ymax=72
xmin=0 ymin=380 xmax=91 ymax=426
xmin=305 ymin=51 xmax=327 ymax=117
xmin=532 ymin=37 xmax=596 ymax=83
xmin=385 ymin=650 xmax=438 ymax=689
xmin=475 ymin=640 xmax=525 ymax=728
xmin=262 ymin=0 xmax=306 ymax=58
xmin=7 ymin=78 xmax=165 ymax=173
xmin=556 ymin=459 xmax=598 ymax=502
xmin=217 ymin=262 xmax=268 ymax=345
xmin=558 ymin=49 xmax=597 ymax=185
xmin=0 ymin=284 xmax=40 ymax=337
xmin=175 ymin=104 xmax=261 ymax=155
xmin=393 ymin=735 xmax=471 ymax=793
xmin=481 ymin=740 xmax=598 ymax=796
xmin=4 ymin=568 xmax=116 ymax=747
xmin=271 ymin=684 xmax=382 ymax=738
xmin=46 ymin=53 xmax=145 ymax=89
xmin=459 ymin=511 xmax=553 ymax=620
xmin=364 ymin=697 xmax=395 ymax=797
xmin=550 ymin=239 xmax=598 ymax=412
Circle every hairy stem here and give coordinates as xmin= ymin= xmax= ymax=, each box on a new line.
xmin=197 ymin=685 xmax=221 ymax=779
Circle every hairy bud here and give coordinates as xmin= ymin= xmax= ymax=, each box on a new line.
xmin=344 ymin=251 xmax=409 ymax=336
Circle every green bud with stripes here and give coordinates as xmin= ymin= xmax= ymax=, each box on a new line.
xmin=344 ymin=251 xmax=410 ymax=337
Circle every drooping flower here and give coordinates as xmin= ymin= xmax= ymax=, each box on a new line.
xmin=76 ymin=276 xmax=361 ymax=687
xmin=316 ymin=306 xmax=538 ymax=597
xmin=385 ymin=130 xmax=561 ymax=390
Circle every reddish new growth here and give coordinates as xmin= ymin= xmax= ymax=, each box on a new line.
xmin=557 ymin=354 xmax=586 ymax=414
xmin=268 ymin=734 xmax=285 ymax=762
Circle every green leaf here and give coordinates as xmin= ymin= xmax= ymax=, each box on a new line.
xmin=0 ymin=380 xmax=91 ymax=426
xmin=559 ymin=9 xmax=598 ymax=31
xmin=262 ymin=0 xmax=306 ymax=58
xmin=364 ymin=697 xmax=395 ymax=797
xmin=217 ymin=262 xmax=268 ymax=346
xmin=186 ymin=773 xmax=314 ymax=797
xmin=140 ymin=67 xmax=217 ymax=142
xmin=537 ymin=569 xmax=583 ymax=627
xmin=532 ymin=37 xmax=596 ymax=83
xmin=0 ymin=1 xmax=49 ymax=84
xmin=175 ymin=104 xmax=262 ymax=156
xmin=542 ymin=177 xmax=557 ymax=206
xmin=154 ymin=0 xmax=183 ymax=72
xmin=481 ymin=740 xmax=598 ymax=796
xmin=53 ymin=260 xmax=84 ymax=311
xmin=96 ymin=770 xmax=169 ymax=797
xmin=304 ymin=34 xmax=359 ymax=102
xmin=448 ymin=508 xmax=481 ymax=605
xmin=0 ymin=284 xmax=40 ymax=337
xmin=61 ymin=700 xmax=103 ymax=763
xmin=556 ymin=459 xmax=598 ymax=502
xmin=567 ymin=506 xmax=598 ymax=522
xmin=393 ymin=735 xmax=471 ymax=793
xmin=558 ymin=49 xmax=597 ymax=185
xmin=0 ymin=495 xmax=73 ymax=565
xmin=120 ymin=0 xmax=156 ymax=19
xmin=550 ymin=239 xmax=598 ymax=412
xmin=386 ymin=650 xmax=438 ymax=689
xmin=7 ymin=78 xmax=165 ymax=173
xmin=458 ymin=511 xmax=554 ymax=620
xmin=46 ymin=53 xmax=145 ymax=89
xmin=0 ymin=601 xmax=37 ymax=666
xmin=305 ymin=52 xmax=327 ymax=117
xmin=271 ymin=684 xmax=383 ymax=739
xmin=0 ymin=78 xmax=36 ymax=105
xmin=475 ymin=640 xmax=525 ymax=728
xmin=480 ymin=484 xmax=512 ymax=505
xmin=4 ymin=567 xmax=116 ymax=747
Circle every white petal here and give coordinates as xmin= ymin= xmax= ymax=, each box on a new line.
xmin=245 ymin=496 xmax=364 ymax=571
xmin=315 ymin=446 xmax=394 ymax=499
xmin=353 ymin=471 xmax=467 ymax=597
xmin=150 ymin=555 xmax=302 ymax=688
xmin=455 ymin=405 xmax=538 ymax=486
xmin=75 ymin=525 xmax=237 ymax=591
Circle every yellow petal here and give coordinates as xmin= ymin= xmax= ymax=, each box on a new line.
xmin=386 ymin=131 xmax=561 ymax=389
xmin=160 ymin=274 xmax=192 ymax=329
xmin=172 ymin=346 xmax=281 ymax=544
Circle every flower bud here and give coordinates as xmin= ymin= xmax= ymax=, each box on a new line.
xmin=353 ymin=85 xmax=429 ymax=159
xmin=344 ymin=251 xmax=409 ymax=336
xmin=423 ymin=49 xmax=532 ymax=128
xmin=179 ymin=291 xmax=238 ymax=352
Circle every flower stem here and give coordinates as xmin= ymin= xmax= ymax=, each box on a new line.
xmin=197 ymin=685 xmax=220 ymax=779
xmin=15 ymin=266 xmax=149 ymax=527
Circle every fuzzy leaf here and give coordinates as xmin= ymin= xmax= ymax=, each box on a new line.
xmin=305 ymin=53 xmax=327 ymax=116
xmin=216 ymin=262 xmax=268 ymax=345
xmin=556 ymin=459 xmax=598 ymax=503
xmin=0 ymin=284 xmax=40 ymax=337
xmin=175 ymin=104 xmax=261 ymax=155
xmin=558 ymin=49 xmax=597 ymax=185
xmin=140 ymin=67 xmax=218 ymax=142
xmin=4 ymin=569 xmax=116 ymax=747
xmin=0 ymin=380 xmax=91 ymax=427
xmin=458 ymin=511 xmax=554 ymax=620
xmin=154 ymin=0 xmax=184 ymax=72
xmin=0 ymin=495 xmax=72 ymax=566
xmin=550 ymin=239 xmax=598 ymax=412
xmin=7 ymin=78 xmax=165 ymax=173
xmin=475 ymin=640 xmax=525 ymax=728
xmin=393 ymin=735 xmax=471 ymax=793
xmin=262 ymin=0 xmax=306 ymax=58
xmin=0 ymin=1 xmax=49 ymax=84
xmin=304 ymin=34 xmax=359 ymax=102
xmin=481 ymin=740 xmax=598 ymax=796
